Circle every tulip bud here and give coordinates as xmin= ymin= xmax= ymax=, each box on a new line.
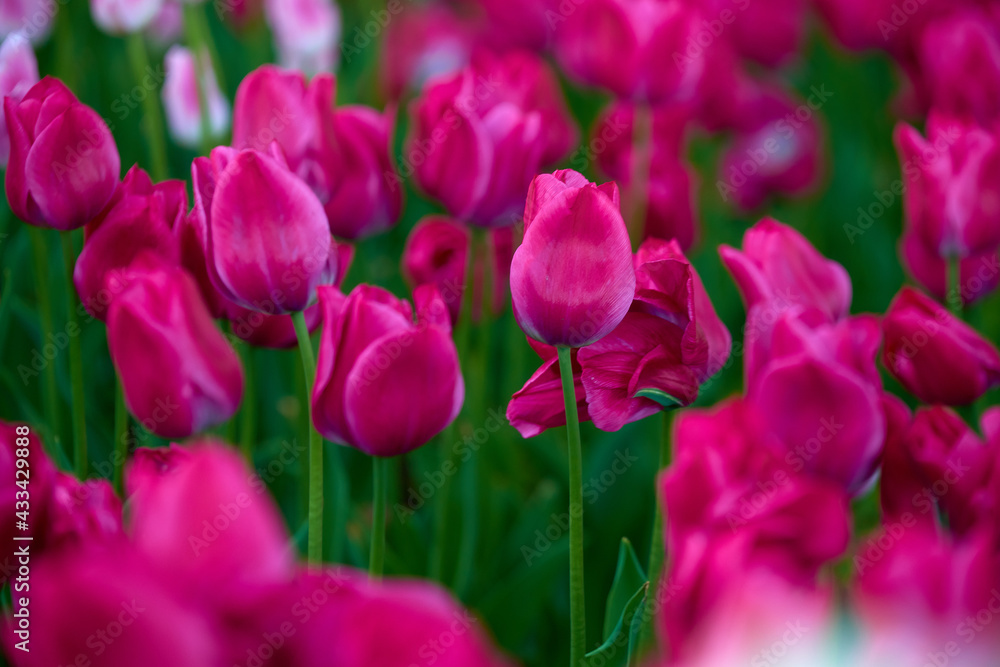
xmin=312 ymin=284 xmax=464 ymax=457
xmin=192 ymin=145 xmax=335 ymax=313
xmin=402 ymin=216 xmax=469 ymax=325
xmin=5 ymin=77 xmax=120 ymax=230
xmin=107 ymin=255 xmax=244 ymax=438
xmin=232 ymin=64 xmax=318 ymax=170
xmin=882 ymin=286 xmax=1000 ymax=405
xmin=263 ymin=0 xmax=340 ymax=76
xmin=162 ymin=45 xmax=230 ymax=149
xmin=511 ymin=170 xmax=635 ymax=348
xmin=0 ymin=32 xmax=38 ymax=167
xmin=74 ymin=165 xmax=186 ymax=320
xmin=90 ymin=0 xmax=164 ymax=34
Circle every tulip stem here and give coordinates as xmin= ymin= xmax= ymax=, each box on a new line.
xmin=947 ymin=257 xmax=963 ymax=318
xmin=125 ymin=32 xmax=170 ymax=182
xmin=60 ymin=231 xmax=87 ymax=479
xmin=369 ymin=456 xmax=388 ymax=579
xmin=28 ymin=227 xmax=62 ymax=452
xmin=183 ymin=2 xmax=215 ymax=156
xmin=113 ymin=377 xmax=129 ymax=496
xmin=292 ymin=310 xmax=323 ymax=563
xmin=627 ymin=103 xmax=653 ymax=248
xmin=556 ymin=345 xmax=586 ymax=666
xmin=637 ymin=409 xmax=674 ymax=657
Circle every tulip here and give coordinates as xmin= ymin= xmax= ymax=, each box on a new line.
xmin=473 ymin=0 xmax=559 ymax=51
xmin=407 ymin=50 xmax=576 ymax=227
xmin=192 ymin=145 xmax=336 ymax=314
xmin=312 ymin=284 xmax=463 ymax=457
xmin=162 ymin=44 xmax=230 ymax=149
xmin=146 ymin=0 xmax=183 ymax=45
xmin=0 ymin=0 xmax=56 ymax=43
xmin=379 ymin=3 xmax=472 ymax=101
xmin=5 ymin=76 xmax=120 ymax=230
xmin=74 ymin=165 xmax=186 ymax=320
xmin=720 ymin=217 xmax=852 ymax=324
xmin=44 ymin=474 xmax=123 ymax=549
xmin=882 ymin=287 xmax=1000 ymax=405
xmin=0 ymin=32 xmax=37 ymax=167
xmin=510 ymin=170 xmax=634 ymax=348
xmin=263 ymin=0 xmax=340 ymax=76
xmin=107 ymin=254 xmax=244 ymax=438
xmin=553 ymin=0 xmax=706 ymax=104
xmin=214 ymin=0 xmax=261 ymax=29
xmin=90 ymin=0 xmax=164 ymax=33
xmin=0 ymin=421 xmax=55 ymax=583
xmin=901 ymin=236 xmax=1000 ymax=306
xmin=812 ymin=0 xmax=955 ymax=62
xmin=231 ymin=64 xmax=319 ymax=168
xmin=699 ymin=0 xmax=808 ymax=67
xmin=402 ymin=216 xmax=468 ymax=325
xmin=917 ymin=10 xmax=1000 ymax=127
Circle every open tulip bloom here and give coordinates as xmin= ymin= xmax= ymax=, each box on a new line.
xmin=11 ymin=5 xmax=1000 ymax=666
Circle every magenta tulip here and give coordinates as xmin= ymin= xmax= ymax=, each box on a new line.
xmin=5 ymin=76 xmax=120 ymax=230
xmin=882 ymin=287 xmax=1000 ymax=405
xmin=44 ymin=474 xmax=123 ymax=550
xmin=74 ymin=165 xmax=185 ymax=320
xmin=0 ymin=32 xmax=37 ymax=167
xmin=407 ymin=50 xmax=576 ymax=227
xmin=554 ymin=0 xmax=706 ymax=104
xmin=379 ymin=2 xmax=472 ymax=100
xmin=262 ymin=0 xmax=340 ymax=75
xmin=0 ymin=421 xmax=55 ymax=582
xmin=192 ymin=145 xmax=336 ymax=314
xmin=312 ymin=284 xmax=463 ymax=457
xmin=402 ymin=216 xmax=468 ymax=325
xmin=90 ymin=0 xmax=164 ymax=33
xmin=162 ymin=45 xmax=230 ymax=149
xmin=699 ymin=0 xmax=808 ymax=67
xmin=511 ymin=170 xmax=634 ymax=348
xmin=107 ymin=255 xmax=244 ymax=438
xmin=231 ymin=64 xmax=319 ymax=168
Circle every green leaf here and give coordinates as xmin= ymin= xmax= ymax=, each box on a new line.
xmin=583 ymin=538 xmax=649 ymax=667
xmin=603 ymin=538 xmax=648 ymax=637
xmin=634 ymin=388 xmax=683 ymax=409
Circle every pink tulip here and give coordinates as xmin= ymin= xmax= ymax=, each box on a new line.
xmin=0 ymin=0 xmax=56 ymax=43
xmin=5 ymin=76 xmax=120 ymax=230
xmin=192 ymin=145 xmax=336 ymax=313
xmin=90 ymin=0 xmax=164 ymax=33
xmin=0 ymin=421 xmax=55 ymax=583
xmin=720 ymin=217 xmax=852 ymax=324
xmin=511 ymin=170 xmax=634 ymax=348
xmin=472 ymin=0 xmax=559 ymax=51
xmin=0 ymin=32 xmax=37 ymax=167
xmin=812 ymin=0 xmax=957 ymax=63
xmin=44 ymin=474 xmax=123 ymax=550
xmin=162 ymin=45 xmax=230 ymax=149
xmin=129 ymin=441 xmax=294 ymax=598
xmin=402 ymin=216 xmax=469 ymax=325
xmin=379 ymin=3 xmax=472 ymax=100
xmin=125 ymin=443 xmax=191 ymax=499
xmin=231 ymin=64 xmax=318 ymax=169
xmin=407 ymin=50 xmax=576 ymax=227
xmin=263 ymin=0 xmax=340 ymax=75
xmin=107 ymin=255 xmax=244 ymax=438
xmin=145 ymin=0 xmax=182 ymax=45
xmin=554 ymin=0 xmax=706 ymax=104
xmin=697 ymin=0 xmax=808 ymax=67
xmin=312 ymin=284 xmax=463 ymax=457
xmin=896 ymin=115 xmax=1000 ymax=264
xmin=214 ymin=0 xmax=261 ymax=29
xmin=74 ymin=165 xmax=186 ymax=320
xmin=507 ymin=343 xmax=591 ymax=437
xmin=901 ymin=236 xmax=1000 ymax=306
xmin=917 ymin=9 xmax=1000 ymax=127
xmin=882 ymin=287 xmax=1000 ymax=405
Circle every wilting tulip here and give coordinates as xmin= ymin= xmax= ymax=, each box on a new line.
xmin=0 ymin=32 xmax=37 ymax=167
xmin=107 ymin=255 xmax=244 ymax=438
xmin=402 ymin=216 xmax=468 ymax=325
xmin=90 ymin=0 xmax=164 ymax=33
xmin=720 ymin=218 xmax=852 ymax=324
xmin=162 ymin=45 xmax=230 ymax=149
xmin=192 ymin=145 xmax=336 ymax=313
xmin=407 ymin=50 xmax=576 ymax=227
xmin=882 ymin=287 xmax=1000 ymax=405
xmin=917 ymin=10 xmax=1000 ymax=127
xmin=511 ymin=170 xmax=634 ymax=348
xmin=312 ymin=285 xmax=463 ymax=457
xmin=74 ymin=166 xmax=186 ymax=320
xmin=554 ymin=0 xmax=706 ymax=104
xmin=379 ymin=2 xmax=472 ymax=100
xmin=263 ymin=0 xmax=340 ymax=76
xmin=5 ymin=77 xmax=120 ymax=230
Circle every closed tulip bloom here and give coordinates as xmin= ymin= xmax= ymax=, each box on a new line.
xmin=402 ymin=216 xmax=468 ymax=325
xmin=146 ymin=0 xmax=183 ymax=45
xmin=90 ymin=0 xmax=164 ymax=33
xmin=0 ymin=32 xmax=37 ymax=167
xmin=312 ymin=284 xmax=463 ymax=457
xmin=5 ymin=76 xmax=120 ymax=230
xmin=162 ymin=45 xmax=230 ymax=149
xmin=44 ymin=474 xmax=123 ymax=550
xmin=882 ymin=287 xmax=1000 ymax=405
xmin=74 ymin=165 xmax=186 ymax=320
xmin=263 ymin=0 xmax=340 ymax=75
xmin=232 ymin=64 xmax=319 ymax=168
xmin=0 ymin=0 xmax=56 ymax=43
xmin=511 ymin=170 xmax=635 ymax=348
xmin=192 ymin=145 xmax=335 ymax=314
xmin=407 ymin=50 xmax=576 ymax=227
xmin=720 ymin=218 xmax=852 ymax=324
xmin=107 ymin=255 xmax=244 ymax=438
xmin=379 ymin=3 xmax=472 ymax=100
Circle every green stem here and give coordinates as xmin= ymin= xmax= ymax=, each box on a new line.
xmin=557 ymin=345 xmax=586 ymax=666
xmin=125 ymin=32 xmax=170 ymax=181
xmin=627 ymin=103 xmax=653 ymax=249
xmin=326 ymin=443 xmax=348 ymax=562
xmin=28 ymin=227 xmax=61 ymax=451
xmin=60 ymin=231 xmax=87 ymax=479
xmin=947 ymin=256 xmax=963 ymax=319
xmin=638 ymin=410 xmax=674 ymax=656
xmin=113 ymin=377 xmax=128 ymax=495
xmin=370 ymin=456 xmax=388 ymax=578
xmin=292 ymin=311 xmax=323 ymax=563
xmin=182 ymin=3 xmax=215 ymax=156
xmin=429 ymin=422 xmax=456 ymax=582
